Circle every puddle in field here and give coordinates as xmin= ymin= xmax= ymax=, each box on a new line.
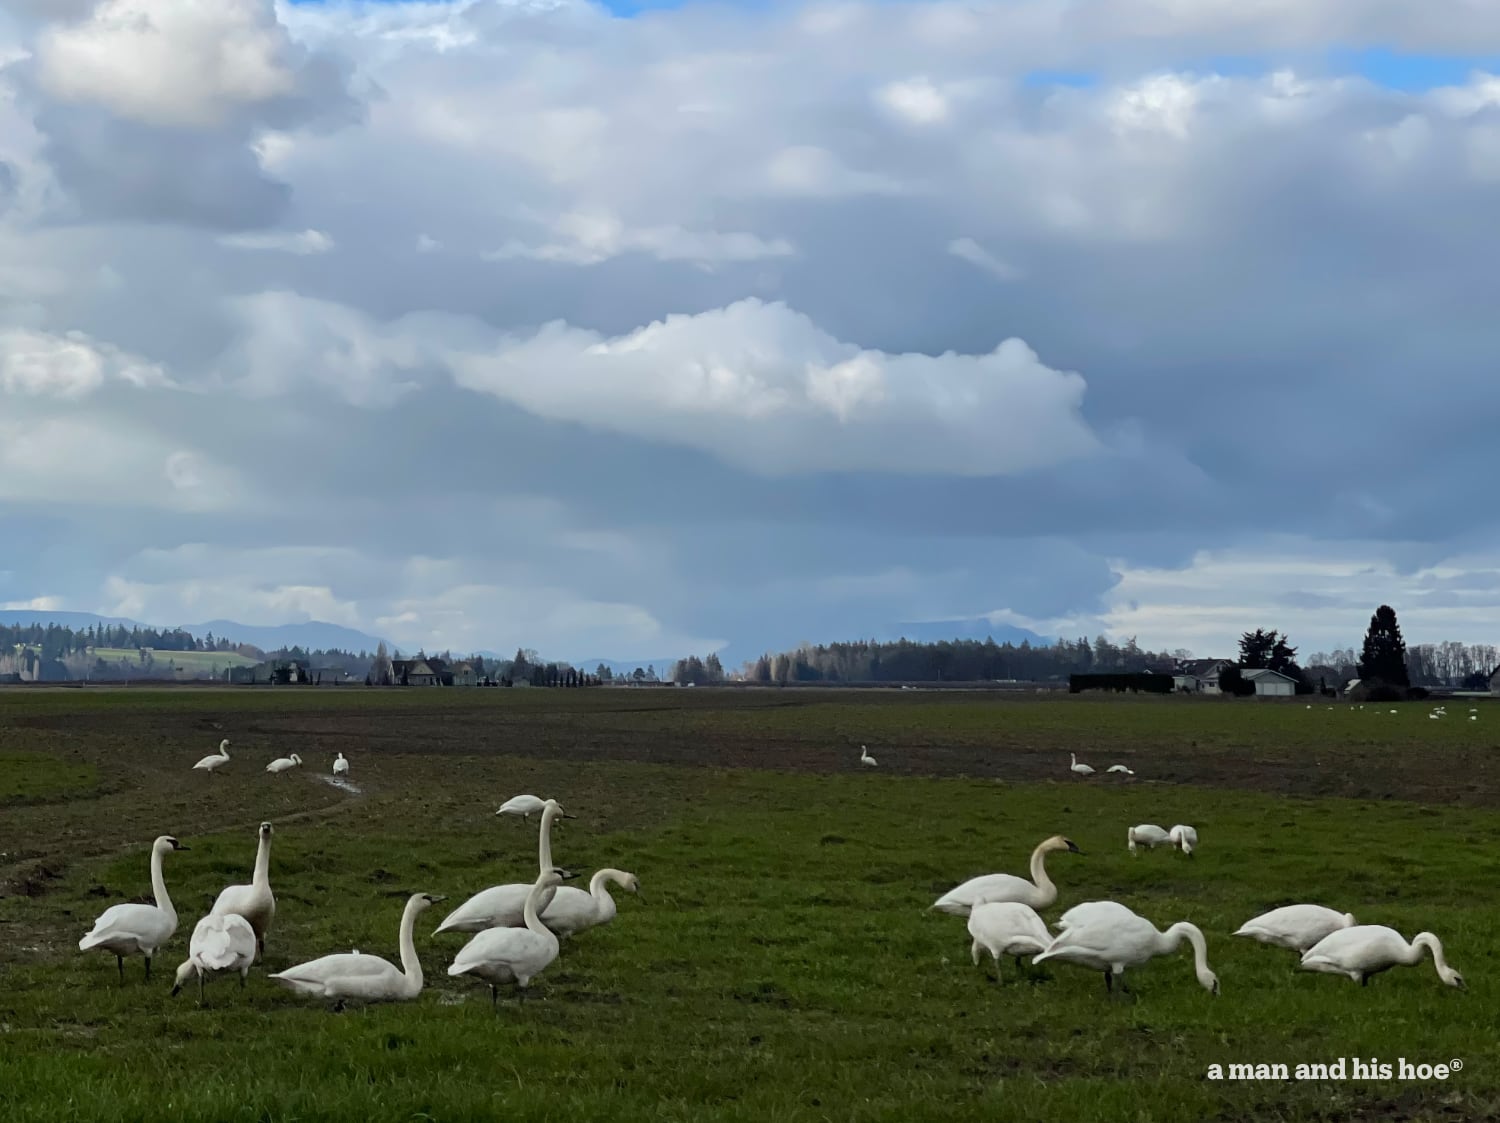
xmin=318 ymin=775 xmax=363 ymax=795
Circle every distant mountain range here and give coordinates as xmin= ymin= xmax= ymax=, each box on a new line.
xmin=0 ymin=610 xmax=389 ymax=654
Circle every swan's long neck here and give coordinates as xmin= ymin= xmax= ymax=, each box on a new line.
xmin=252 ymin=833 xmax=271 ymax=888
xmin=590 ymin=868 xmax=626 ymax=906
xmin=1027 ymin=844 xmax=1057 ymax=904
xmin=523 ymin=877 xmax=553 ymax=937
xmin=537 ymin=804 xmax=560 ymax=875
xmin=1162 ymin=921 xmax=1213 ymax=977
xmin=1411 ymin=932 xmax=1453 ymax=976
xmin=397 ymin=897 xmax=423 ymax=995
xmin=150 ymin=843 xmax=175 ymax=921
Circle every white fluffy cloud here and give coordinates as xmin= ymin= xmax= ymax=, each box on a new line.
xmin=0 ymin=327 xmax=169 ymax=397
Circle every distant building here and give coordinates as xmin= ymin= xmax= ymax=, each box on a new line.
xmin=1489 ymin=667 xmax=1500 ymax=695
xmin=1242 ymin=667 xmax=1298 ymax=698
xmin=390 ymin=659 xmax=441 ymax=686
xmin=1173 ymin=658 xmax=1234 ymax=693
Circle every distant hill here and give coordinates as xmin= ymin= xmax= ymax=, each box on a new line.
xmin=0 ymin=610 xmax=389 ymax=654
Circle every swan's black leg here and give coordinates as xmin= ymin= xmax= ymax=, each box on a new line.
xmin=144 ymin=956 xmax=152 ymax=982
xmin=1104 ymin=970 xmax=1113 ymax=993
xmin=1360 ymin=974 xmax=1369 ymax=987
xmin=116 ymin=955 xmax=125 ymax=984
xmin=199 ymin=972 xmax=206 ymax=1006
xmin=239 ymin=972 xmax=246 ymax=990
xmin=490 ymin=985 xmax=499 ymax=1009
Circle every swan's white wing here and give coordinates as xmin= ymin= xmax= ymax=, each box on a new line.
xmin=435 ymin=883 xmax=556 ymax=932
xmin=80 ymin=903 xmax=173 ymax=951
xmin=273 ymin=952 xmax=396 ymax=984
xmin=932 ymin=873 xmax=1032 ymax=914
xmin=192 ymin=913 xmax=256 ymax=971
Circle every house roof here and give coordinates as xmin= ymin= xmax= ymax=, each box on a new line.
xmin=1182 ymin=658 xmax=1232 ymax=676
xmin=1243 ymin=667 xmax=1298 ymax=683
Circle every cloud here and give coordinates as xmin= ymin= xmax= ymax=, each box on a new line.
xmin=947 ymin=237 xmax=1024 ymax=281
xmin=484 ymin=211 xmax=795 ymax=268
xmin=0 ymin=327 xmax=170 ymax=397
xmin=219 ymin=228 xmax=334 ymax=254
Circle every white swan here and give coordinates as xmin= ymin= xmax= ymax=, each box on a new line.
xmin=333 ymin=752 xmax=350 ymax=776
xmin=1300 ymin=925 xmax=1465 ymax=989
xmin=541 ymin=868 xmax=641 ymax=940
xmin=1127 ymin=824 xmax=1170 ymax=855
xmin=496 ymin=794 xmax=547 ymax=820
xmin=436 ymin=799 xmax=574 ymax=934
xmin=270 ymin=892 xmax=446 ymax=1008
xmin=967 ymin=902 xmax=1052 ymax=983
xmin=78 ymin=835 xmax=189 ymax=981
xmin=931 ymin=835 xmax=1082 ymax=916
xmin=210 ymin=821 xmax=276 ymax=961
xmin=449 ymin=868 xmax=574 ymax=1005
xmin=1033 ymin=900 xmax=1219 ymax=996
xmin=1069 ymin=752 xmax=1095 ymax=776
xmin=170 ymin=912 xmax=257 ymax=1004
xmin=860 ymin=745 xmax=877 ymax=766
xmin=193 ymin=739 xmax=231 ymax=773
xmin=266 ymin=753 xmax=303 ymax=774
xmin=1233 ymin=904 xmax=1356 ymax=953
xmin=1106 ymin=764 xmax=1135 ymax=775
xmin=1168 ymin=824 xmax=1198 ymax=856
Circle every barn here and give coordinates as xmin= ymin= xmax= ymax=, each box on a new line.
xmin=1243 ymin=667 xmax=1298 ymax=697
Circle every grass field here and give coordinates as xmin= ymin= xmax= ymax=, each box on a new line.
xmin=1 ymin=687 xmax=1496 ymax=1121
xmin=89 ymin=647 xmax=260 ymax=672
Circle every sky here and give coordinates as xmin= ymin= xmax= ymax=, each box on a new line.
xmin=3 ymin=0 xmax=1500 ymax=663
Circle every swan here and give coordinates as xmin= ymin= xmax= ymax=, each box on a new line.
xmin=541 ymin=868 xmax=641 ymax=940
xmin=496 ymin=794 xmax=547 ymax=820
xmin=1127 ymin=824 xmax=1170 ymax=855
xmin=266 ymin=753 xmax=303 ymax=774
xmin=1106 ymin=764 xmax=1135 ymax=775
xmin=78 ymin=835 xmax=189 ymax=981
xmin=1233 ymin=904 xmax=1356 ymax=953
xmin=270 ymin=893 xmax=446 ymax=1008
xmin=967 ymin=902 xmax=1052 ymax=983
xmin=193 ymin=739 xmax=231 ymax=773
xmin=1069 ymin=752 xmax=1095 ymax=776
xmin=860 ymin=745 xmax=877 ymax=766
xmin=210 ymin=821 xmax=276 ymax=961
xmin=333 ymin=752 xmax=350 ymax=776
xmin=1168 ymin=824 xmax=1198 ymax=856
xmin=931 ymin=835 xmax=1082 ymax=916
xmin=170 ymin=912 xmax=257 ymax=1004
xmin=1300 ymin=925 xmax=1465 ymax=989
xmin=1033 ymin=900 xmax=1219 ymax=996
xmin=449 ymin=868 xmax=575 ymax=1005
xmin=436 ymin=799 xmax=574 ymax=934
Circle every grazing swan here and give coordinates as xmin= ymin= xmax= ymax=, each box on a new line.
xmin=1300 ymin=925 xmax=1465 ymax=989
xmin=1033 ymin=900 xmax=1219 ymax=996
xmin=449 ymin=868 xmax=576 ymax=1005
xmin=967 ymin=902 xmax=1052 ymax=983
xmin=171 ymin=912 xmax=257 ymax=1004
xmin=436 ymin=800 xmax=574 ymax=934
xmin=1106 ymin=764 xmax=1135 ymax=775
xmin=193 ymin=739 xmax=231 ymax=773
xmin=541 ymin=868 xmax=642 ymax=940
xmin=931 ymin=835 xmax=1082 ymax=917
xmin=1069 ymin=752 xmax=1095 ymax=776
xmin=79 ymin=835 xmax=190 ymax=982
xmin=860 ymin=745 xmax=877 ymax=766
xmin=1127 ymin=824 xmax=1170 ymax=855
xmin=1168 ymin=824 xmax=1198 ymax=856
xmin=1233 ymin=904 xmax=1356 ymax=953
xmin=333 ymin=752 xmax=350 ymax=776
xmin=270 ymin=893 xmax=446 ymax=1008
xmin=210 ymin=821 xmax=276 ymax=961
xmin=496 ymin=794 xmax=547 ymax=820
xmin=266 ymin=753 xmax=303 ymax=774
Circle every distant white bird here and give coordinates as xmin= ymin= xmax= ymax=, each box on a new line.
xmin=171 ymin=912 xmax=257 ymax=1004
xmin=1300 ymin=925 xmax=1465 ymax=989
xmin=1470 ymin=715 xmax=1478 ymax=722
xmin=1106 ymin=764 xmax=1135 ymax=775
xmin=1233 ymin=904 xmax=1356 ymax=954
xmin=540 ymin=868 xmax=641 ymax=940
xmin=1033 ymin=900 xmax=1219 ymax=997
xmin=1069 ymin=752 xmax=1095 ymax=777
xmin=193 ymin=739 xmax=231 ymax=773
xmin=437 ymin=800 xmax=574 ymax=934
xmin=78 ymin=835 xmax=189 ymax=982
xmin=860 ymin=745 xmax=877 ymax=767
xmin=496 ymin=794 xmax=547 ymax=820
xmin=1127 ymin=824 xmax=1170 ymax=856
xmin=1429 ymin=713 xmax=1441 ymax=721
xmin=931 ymin=835 xmax=1082 ymax=916
xmin=266 ymin=753 xmax=303 ymax=774
xmin=209 ymin=822 xmax=275 ymax=961
xmin=270 ymin=893 xmax=445 ymax=1008
xmin=333 ymin=752 xmax=350 ymax=776
xmin=967 ymin=902 xmax=1052 ymax=983
xmin=448 ymin=868 xmax=574 ymax=1005
xmin=1168 ymin=824 xmax=1198 ymax=857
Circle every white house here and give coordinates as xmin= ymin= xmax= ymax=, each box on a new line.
xmin=1243 ymin=667 xmax=1298 ymax=698
xmin=1175 ymin=659 xmax=1234 ymax=693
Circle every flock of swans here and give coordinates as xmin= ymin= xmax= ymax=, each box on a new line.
xmin=79 ymin=792 xmax=641 ymax=1009
xmin=189 ymin=739 xmax=350 ymax=778
xmin=930 ymin=831 xmax=1466 ymax=997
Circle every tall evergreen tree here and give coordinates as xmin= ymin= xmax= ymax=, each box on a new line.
xmin=1358 ymin=605 xmax=1409 ymax=686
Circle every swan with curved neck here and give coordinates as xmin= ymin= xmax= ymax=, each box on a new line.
xmin=79 ymin=835 xmax=190 ymax=982
xmin=193 ymin=739 xmax=231 ymax=773
xmin=541 ymin=868 xmax=642 ymax=940
xmin=210 ymin=821 xmax=276 ymax=961
xmin=449 ymin=867 xmax=576 ymax=1005
xmin=1033 ymin=900 xmax=1219 ymax=997
xmin=931 ymin=835 xmax=1082 ymax=916
xmin=269 ymin=893 xmax=445 ymax=1007
xmin=967 ymin=901 xmax=1052 ymax=983
xmin=435 ymin=800 xmax=574 ymax=934
xmin=1300 ymin=925 xmax=1465 ymax=989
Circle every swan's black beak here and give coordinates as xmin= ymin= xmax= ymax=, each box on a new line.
xmin=174 ymin=843 xmax=191 ymax=851
xmin=170 ymin=984 xmax=180 ymax=997
xmin=428 ymin=894 xmax=447 ymax=903
xmin=561 ymin=813 xmax=578 ymax=820
xmin=1064 ymin=839 xmax=1081 ymax=853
